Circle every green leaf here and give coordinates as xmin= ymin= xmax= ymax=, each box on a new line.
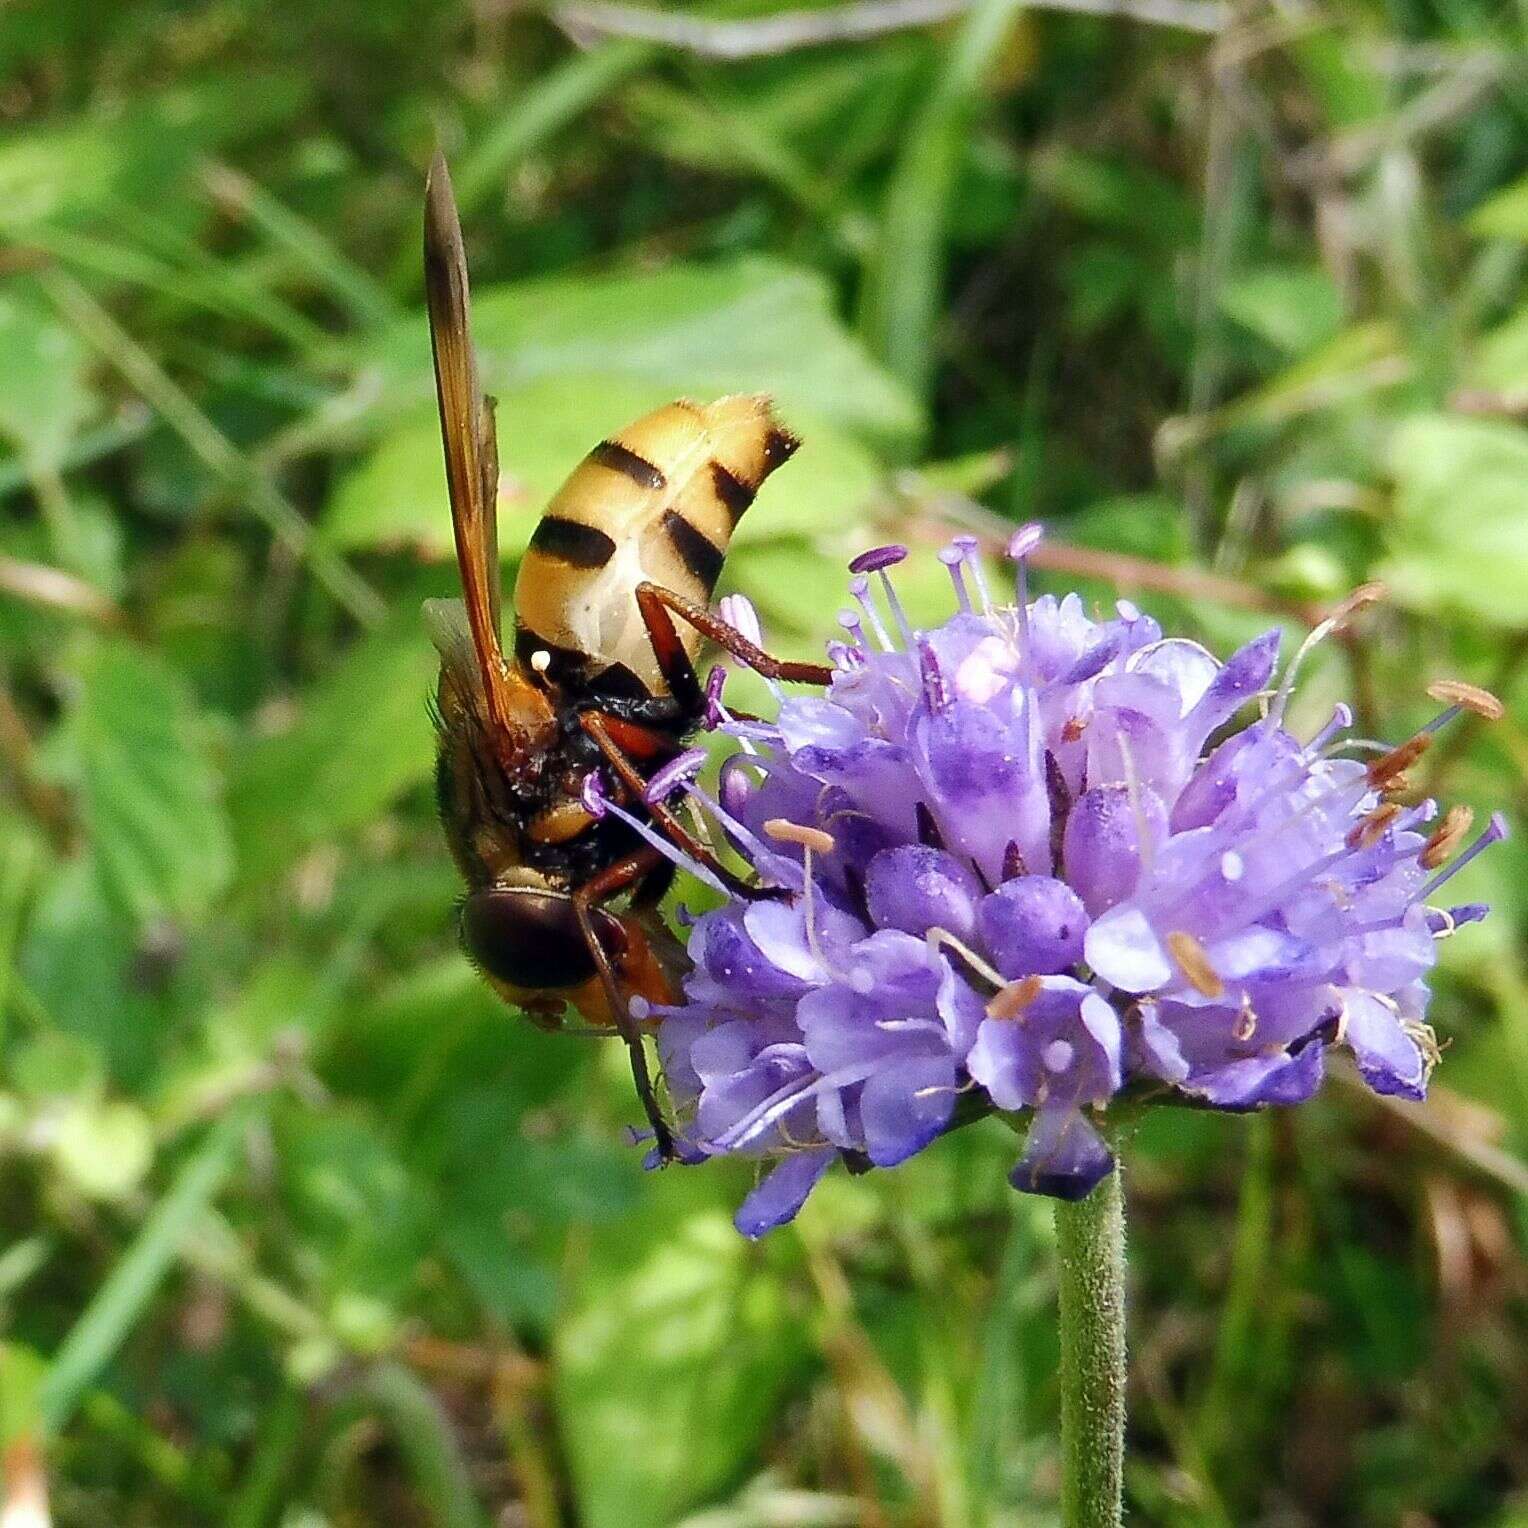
xmin=38 ymin=1104 xmax=252 ymax=1435
xmin=0 ymin=1343 xmax=46 ymax=1447
xmin=1377 ymin=414 xmax=1528 ymax=627
xmin=555 ymin=1171 xmax=809 ymax=1528
xmin=1032 ymin=146 xmax=1198 ymax=246
xmin=50 ymin=1099 xmax=154 ymax=1201
xmin=859 ymin=0 xmax=1026 ymax=400
xmin=1468 ymin=305 xmax=1528 ymax=393
xmin=275 ymin=1106 xmax=432 ymax=1318
xmin=454 ymin=42 xmax=653 ymax=218
xmin=72 ymin=639 xmax=234 ymax=926
xmin=0 ymin=287 xmax=96 ymax=469
xmin=9 ymin=1027 xmax=106 ymax=1101
xmin=18 ymin=860 xmax=166 ymax=1088
xmin=0 ymin=76 xmax=308 ymax=236
xmin=1467 ymin=173 xmax=1528 ymax=243
xmin=226 ymin=609 xmax=438 ymax=885
xmin=322 ymin=376 xmax=885 ymax=559
xmin=1219 ymin=265 xmax=1344 ymax=355
xmin=350 ymin=256 xmax=921 ymax=454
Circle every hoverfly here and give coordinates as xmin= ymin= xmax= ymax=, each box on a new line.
xmin=423 ymin=154 xmax=831 ymax=1160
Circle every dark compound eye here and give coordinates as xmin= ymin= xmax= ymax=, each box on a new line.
xmin=460 ymin=888 xmax=627 ymax=990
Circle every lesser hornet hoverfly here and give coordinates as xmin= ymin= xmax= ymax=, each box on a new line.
xmin=423 ymin=155 xmax=831 ymax=1160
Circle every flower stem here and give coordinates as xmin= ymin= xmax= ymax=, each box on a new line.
xmin=1054 ymin=1164 xmax=1126 ymax=1528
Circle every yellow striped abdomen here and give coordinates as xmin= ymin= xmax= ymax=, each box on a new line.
xmin=513 ymin=395 xmax=797 ymax=694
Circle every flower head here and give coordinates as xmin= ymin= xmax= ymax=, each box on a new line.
xmin=625 ymin=534 xmax=1506 ymax=1236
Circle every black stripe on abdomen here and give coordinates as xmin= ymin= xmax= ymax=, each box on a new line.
xmin=589 ymin=439 xmax=666 ymax=490
xmin=662 ymin=509 xmax=726 ymax=590
xmin=710 ymin=461 xmax=756 ymax=524
xmin=528 ymin=515 xmax=617 ymax=569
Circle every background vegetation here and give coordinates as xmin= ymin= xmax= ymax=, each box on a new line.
xmin=1 ymin=0 xmax=1525 ymax=1522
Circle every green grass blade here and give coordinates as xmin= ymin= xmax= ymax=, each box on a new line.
xmin=37 ymin=1104 xmax=252 ymax=1435
xmin=386 ymin=40 xmax=652 ymax=290
xmin=335 ymin=1363 xmax=490 ymax=1528
xmin=203 ymin=161 xmax=401 ymax=331
xmin=38 ymin=266 xmax=385 ymax=625
xmin=859 ymin=0 xmax=1024 ymax=407
xmin=456 ymin=41 xmax=652 ymax=216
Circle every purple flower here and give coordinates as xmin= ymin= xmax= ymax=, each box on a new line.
xmin=630 ymin=536 xmax=1506 ymax=1235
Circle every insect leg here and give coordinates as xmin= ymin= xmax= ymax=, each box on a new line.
xmin=579 ymin=711 xmax=780 ymax=902
xmin=574 ymin=847 xmax=677 ymax=1163
xmin=633 ymin=582 xmax=705 ymax=715
xmin=636 ymin=582 xmax=834 ymax=688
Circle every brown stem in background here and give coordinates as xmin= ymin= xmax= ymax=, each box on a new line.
xmin=907 ymin=502 xmax=1326 ymax=626
xmin=1335 ymin=627 xmax=1381 ymax=743
xmin=553 ymin=0 xmax=1229 ymax=59
xmin=0 ymin=681 xmax=74 ymax=852
xmin=0 ymin=554 xmax=129 ymax=632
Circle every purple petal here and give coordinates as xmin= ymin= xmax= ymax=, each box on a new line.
xmin=1343 ymin=991 xmax=1427 ymax=1099
xmin=1128 ymin=638 xmax=1219 ymax=711
xmin=1187 ymin=1043 xmax=1325 ymax=1109
xmin=1058 ymin=629 xmax=1125 ymax=686
xmin=860 ymin=1055 xmax=956 ymax=1166
xmin=1185 ymin=628 xmax=1281 ymax=739
xmin=1344 ymin=923 xmax=1436 ymax=993
xmin=968 ymin=1016 xmax=1031 ymax=1111
xmin=1010 ymin=1108 xmax=1114 ymax=1200
xmin=978 ymin=877 xmax=1089 ymax=978
xmin=936 ymin=962 xmax=986 ymax=1056
xmin=735 ymin=1149 xmax=836 ymax=1237
xmin=1078 ymin=991 xmax=1124 ymax=1095
xmin=1062 ymin=784 xmax=1167 ymax=914
xmin=1429 ymin=901 xmax=1489 ymax=932
xmin=864 ymin=844 xmax=983 ymax=940
xmin=1205 ymin=926 xmax=1316 ymax=983
xmin=1135 ymin=1002 xmax=1189 ymax=1083
xmin=697 ymin=910 xmax=811 ymax=998
xmin=1084 ymin=906 xmax=1171 ymax=992
xmin=742 ymin=898 xmax=857 ymax=982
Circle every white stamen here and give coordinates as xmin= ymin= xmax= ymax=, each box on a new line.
xmin=850 ymin=578 xmax=895 ymax=652
xmin=1270 ymin=584 xmax=1383 ymax=725
xmin=592 ymin=795 xmax=729 ymax=895
xmin=877 ymin=570 xmax=915 ymax=647
xmin=926 ymin=927 xmax=1008 ymax=990
xmin=1116 ymin=727 xmax=1154 ymax=874
xmin=940 ymin=545 xmax=972 ymax=613
xmin=1305 ymin=703 xmax=1352 ymax=756
xmin=957 ymin=536 xmax=994 ymax=612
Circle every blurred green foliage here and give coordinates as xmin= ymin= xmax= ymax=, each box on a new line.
xmin=0 ymin=0 xmax=1525 ymax=1523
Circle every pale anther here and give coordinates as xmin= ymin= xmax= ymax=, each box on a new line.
xmin=763 ymin=818 xmax=837 ymax=855
xmin=1426 ymin=679 xmax=1504 ymax=721
xmin=1421 ymin=804 xmax=1474 ymax=871
xmin=1366 ymin=732 xmax=1430 ymax=788
xmin=1166 ymin=930 xmax=1225 ymax=999
xmin=986 ymin=975 xmax=1044 ymax=1021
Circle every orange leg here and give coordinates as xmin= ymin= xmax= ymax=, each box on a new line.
xmin=574 ymin=847 xmax=677 ymax=1162
xmin=579 ymin=711 xmax=780 ymax=902
xmin=635 ymin=581 xmax=835 ymax=702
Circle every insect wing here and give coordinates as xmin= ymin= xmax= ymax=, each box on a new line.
xmin=423 ymin=152 xmax=510 ymax=725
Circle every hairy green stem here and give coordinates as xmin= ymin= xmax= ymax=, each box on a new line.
xmin=1055 ymin=1165 xmax=1127 ymax=1528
